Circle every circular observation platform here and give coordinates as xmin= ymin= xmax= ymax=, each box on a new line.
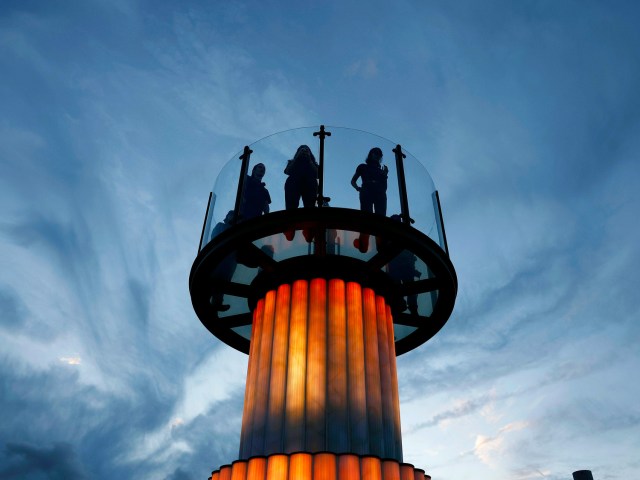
xmin=189 ymin=126 xmax=457 ymax=355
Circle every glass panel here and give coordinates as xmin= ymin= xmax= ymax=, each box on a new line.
xmin=217 ymin=293 xmax=250 ymax=319
xmin=414 ymin=256 xmax=432 ymax=282
xmin=251 ymin=228 xmax=382 ymax=263
xmin=402 ymin=150 xmax=438 ymax=245
xmin=393 ymin=324 xmax=417 ymax=342
xmin=232 ymin=325 xmax=252 ymax=341
xmin=414 ymin=256 xmax=438 ymax=317
xmin=339 ymin=229 xmax=379 ymax=261
xmin=232 ymin=251 xmax=262 ymax=285
xmin=384 ymin=248 xmax=422 ymax=316
xmin=253 ymin=231 xmax=314 ymax=262
xmin=201 ymin=127 xmax=444 ymax=251
xmin=209 ymin=252 xmax=237 ymax=310
xmin=322 ymin=128 xmax=400 ymax=216
xmin=416 ymin=290 xmax=438 ymax=318
xmin=432 ymin=191 xmax=447 ymax=252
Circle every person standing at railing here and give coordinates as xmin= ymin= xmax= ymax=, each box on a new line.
xmin=240 ymin=163 xmax=271 ymax=220
xmin=350 ymin=147 xmax=388 ymax=252
xmin=284 ymin=145 xmax=318 ymax=241
xmin=351 ymin=147 xmax=388 ymax=215
xmin=284 ymin=145 xmax=319 ymax=209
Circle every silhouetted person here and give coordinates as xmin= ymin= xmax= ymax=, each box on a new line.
xmin=240 ymin=163 xmax=271 ymax=220
xmin=351 ymin=147 xmax=388 ymax=215
xmin=209 ymin=210 xmax=236 ymax=312
xmin=284 ymin=145 xmax=318 ymax=241
xmin=351 ymin=147 xmax=388 ymax=252
xmin=284 ymin=145 xmax=318 ymax=209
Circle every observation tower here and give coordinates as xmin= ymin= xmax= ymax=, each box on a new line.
xmin=189 ymin=126 xmax=457 ymax=480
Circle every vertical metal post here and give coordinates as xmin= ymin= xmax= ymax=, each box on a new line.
xmin=313 ymin=125 xmax=331 ymax=207
xmin=198 ymin=192 xmax=213 ymax=253
xmin=233 ymin=146 xmax=253 ymax=223
xmin=393 ymin=144 xmax=412 ymax=224
xmin=434 ymin=190 xmax=449 ymax=256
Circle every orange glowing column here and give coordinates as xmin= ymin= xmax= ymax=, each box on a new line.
xmin=361 ymin=456 xmax=382 ymax=480
xmin=265 ymin=284 xmax=291 ymax=454
xmin=363 ymin=287 xmax=384 ymax=456
xmin=414 ymin=469 xmax=427 ymax=480
xmin=386 ymin=305 xmax=403 ymax=459
xmin=327 ymin=279 xmax=348 ymax=452
xmin=338 ymin=454 xmax=360 ymax=480
xmin=284 ymin=280 xmax=308 ymax=452
xmin=231 ymin=460 xmax=247 ymax=480
xmin=238 ymin=280 xmax=402 ymax=461
xmin=250 ymin=290 xmax=277 ymax=456
xmin=219 ymin=465 xmax=232 ymax=480
xmin=377 ymin=295 xmax=396 ymax=459
xmin=400 ymin=463 xmax=415 ymax=480
xmin=346 ymin=282 xmax=368 ymax=453
xmin=305 ymin=279 xmax=327 ymax=451
xmin=247 ymin=457 xmax=267 ymax=480
xmin=289 ymin=452 xmax=312 ymax=480
xmin=382 ymin=459 xmax=401 ymax=480
xmin=314 ymin=452 xmax=337 ymax=480
xmin=266 ymin=454 xmax=288 ymax=480
xmin=239 ymin=298 xmax=265 ymax=459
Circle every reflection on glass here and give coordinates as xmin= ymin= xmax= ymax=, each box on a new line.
xmin=386 ymin=248 xmax=421 ymax=316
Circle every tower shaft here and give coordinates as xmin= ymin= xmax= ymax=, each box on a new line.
xmin=239 ymin=279 xmax=402 ymax=461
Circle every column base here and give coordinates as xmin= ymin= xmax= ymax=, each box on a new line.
xmin=209 ymin=452 xmax=431 ymax=480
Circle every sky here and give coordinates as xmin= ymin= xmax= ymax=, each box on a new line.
xmin=1 ymin=1 xmax=639 ymax=479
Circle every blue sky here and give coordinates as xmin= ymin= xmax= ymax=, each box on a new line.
xmin=1 ymin=1 xmax=639 ymax=479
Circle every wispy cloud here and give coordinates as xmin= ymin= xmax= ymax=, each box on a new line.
xmin=474 ymin=421 xmax=529 ymax=467
xmin=59 ymin=356 xmax=81 ymax=365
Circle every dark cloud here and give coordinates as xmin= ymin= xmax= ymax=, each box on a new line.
xmin=0 ymin=356 xmax=195 ymax=479
xmin=0 ymin=442 xmax=86 ymax=480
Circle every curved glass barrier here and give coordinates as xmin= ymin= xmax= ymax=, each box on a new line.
xmin=200 ymin=126 xmax=446 ymax=253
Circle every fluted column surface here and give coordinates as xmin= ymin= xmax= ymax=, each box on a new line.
xmin=238 ymin=279 xmax=402 ymax=461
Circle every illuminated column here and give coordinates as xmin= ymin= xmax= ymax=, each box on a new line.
xmin=238 ymin=279 xmax=402 ymax=460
